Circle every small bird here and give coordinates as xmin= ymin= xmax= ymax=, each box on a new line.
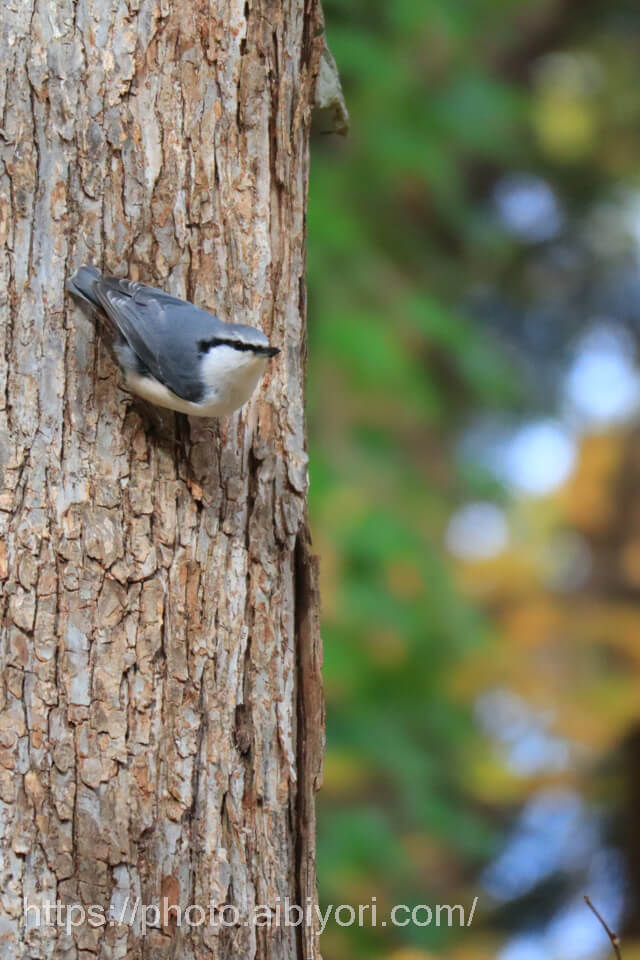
xmin=67 ymin=265 xmax=280 ymax=417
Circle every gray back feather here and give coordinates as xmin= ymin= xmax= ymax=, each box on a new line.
xmin=92 ymin=277 xmax=230 ymax=401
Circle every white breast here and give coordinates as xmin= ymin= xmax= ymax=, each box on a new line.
xmin=124 ymin=347 xmax=269 ymax=417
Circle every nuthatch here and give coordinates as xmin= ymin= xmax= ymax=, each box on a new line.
xmin=67 ymin=265 xmax=279 ymax=417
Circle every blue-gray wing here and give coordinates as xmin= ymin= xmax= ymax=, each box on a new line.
xmin=92 ymin=278 xmax=225 ymax=403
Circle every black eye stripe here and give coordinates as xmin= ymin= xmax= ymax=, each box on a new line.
xmin=198 ymin=337 xmax=258 ymax=353
xmin=197 ymin=338 xmax=280 ymax=357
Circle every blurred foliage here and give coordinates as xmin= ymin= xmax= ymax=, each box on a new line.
xmin=307 ymin=0 xmax=640 ymax=958
xmin=307 ymin=1 xmax=524 ymax=956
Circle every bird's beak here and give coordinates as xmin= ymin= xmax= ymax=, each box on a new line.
xmin=263 ymin=346 xmax=280 ymax=358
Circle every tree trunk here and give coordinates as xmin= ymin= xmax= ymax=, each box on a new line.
xmin=0 ymin=0 xmax=324 ymax=957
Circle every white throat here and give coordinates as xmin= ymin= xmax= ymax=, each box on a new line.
xmin=199 ymin=345 xmax=269 ymax=415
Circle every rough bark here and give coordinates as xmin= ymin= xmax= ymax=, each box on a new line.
xmin=0 ymin=0 xmax=324 ymax=957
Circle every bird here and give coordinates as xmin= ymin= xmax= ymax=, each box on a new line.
xmin=66 ymin=265 xmax=280 ymax=417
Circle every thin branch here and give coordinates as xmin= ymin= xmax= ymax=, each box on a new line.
xmin=584 ymin=895 xmax=622 ymax=960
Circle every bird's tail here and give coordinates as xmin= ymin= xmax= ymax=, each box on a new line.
xmin=66 ymin=264 xmax=102 ymax=310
